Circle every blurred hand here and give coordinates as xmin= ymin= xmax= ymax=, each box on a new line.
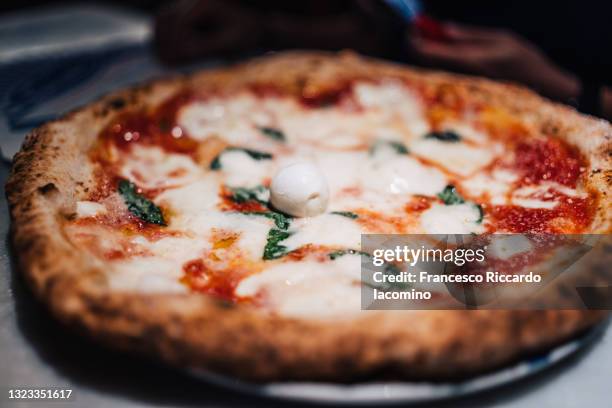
xmin=409 ymin=23 xmax=580 ymax=101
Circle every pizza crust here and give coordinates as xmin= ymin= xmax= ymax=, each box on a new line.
xmin=6 ymin=51 xmax=612 ymax=382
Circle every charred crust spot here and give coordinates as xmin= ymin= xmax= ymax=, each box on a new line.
xmin=216 ymin=299 xmax=235 ymax=309
xmin=108 ymin=97 xmax=126 ymax=110
xmin=63 ymin=212 xmax=77 ymax=221
xmin=42 ymin=276 xmax=60 ymax=296
xmin=38 ymin=183 xmax=58 ymax=195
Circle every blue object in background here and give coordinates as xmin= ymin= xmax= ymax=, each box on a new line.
xmin=383 ymin=0 xmax=422 ymax=23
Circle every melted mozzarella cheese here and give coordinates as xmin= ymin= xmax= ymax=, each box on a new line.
xmin=218 ymin=214 xmax=272 ymax=259
xmin=510 ymin=182 xmax=583 ymax=209
xmin=462 ymin=169 xmax=518 ymax=205
xmin=218 ymin=150 xmax=273 ymax=187
xmin=178 ymin=94 xmax=265 ymax=142
xmin=364 ymin=156 xmax=447 ymax=196
xmin=512 ymin=198 xmax=558 ymax=209
xmin=109 ymin=258 xmax=189 ymax=294
xmin=155 ymin=174 xmax=219 ymax=228
xmin=372 ymin=127 xmax=409 ymax=143
xmin=120 ymin=146 xmax=202 ymax=189
xmin=108 ymin=236 xmax=206 ymax=293
xmin=354 ymin=81 xmax=412 ymax=109
xmin=420 ymin=203 xmax=484 ymax=234
xmin=235 ymin=255 xmax=362 ymax=318
xmin=353 ymin=80 xmax=430 ymax=138
xmin=76 ymin=201 xmax=106 ymax=218
xmin=315 ymin=151 xmax=366 ymax=194
xmin=187 ymin=212 xmax=272 ymax=259
xmin=488 ymin=235 xmax=533 ymax=260
xmin=277 ymin=109 xmax=370 ymax=149
xmin=282 ymin=214 xmax=363 ymax=251
xmin=330 ymin=189 xmax=408 ymax=214
xmin=410 ymin=139 xmax=496 ymax=177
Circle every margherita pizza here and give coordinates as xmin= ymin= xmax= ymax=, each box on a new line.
xmin=6 ymin=52 xmax=612 ymax=381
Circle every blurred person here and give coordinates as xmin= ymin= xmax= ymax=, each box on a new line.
xmin=154 ymin=0 xmax=612 ymax=120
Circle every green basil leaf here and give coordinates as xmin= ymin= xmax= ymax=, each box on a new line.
xmin=425 ymin=130 xmax=461 ymax=142
xmin=209 ymin=155 xmax=222 ymax=170
xmin=258 ymin=126 xmax=286 ymax=142
xmin=437 ymin=185 xmax=465 ymax=205
xmin=475 ymin=204 xmax=484 ymax=223
xmin=330 ymin=211 xmax=359 ymax=219
xmin=228 ymin=185 xmax=268 ymax=204
xmin=241 ymin=148 xmax=273 ymax=160
xmin=118 ymin=180 xmax=166 ymax=225
xmin=263 ymin=229 xmax=292 ymax=260
xmin=388 ymin=141 xmax=409 ymax=154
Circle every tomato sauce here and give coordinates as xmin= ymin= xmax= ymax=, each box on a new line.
xmin=181 ymin=258 xmax=243 ymax=301
xmin=488 ymin=194 xmax=593 ymax=233
xmin=98 ymin=91 xmax=199 ymax=156
xmin=404 ymin=196 xmax=433 ymax=213
xmin=73 ymin=212 xmax=180 ymax=241
xmin=218 ymin=186 xmax=268 ymax=212
xmin=286 ymin=244 xmax=334 ymax=262
xmin=300 ymin=81 xmax=356 ymax=108
xmin=513 ymin=139 xmax=583 ymax=187
xmin=249 ymin=83 xmax=286 ymax=99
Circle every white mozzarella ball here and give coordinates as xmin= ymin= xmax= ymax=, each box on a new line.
xmin=270 ymin=163 xmax=329 ymax=217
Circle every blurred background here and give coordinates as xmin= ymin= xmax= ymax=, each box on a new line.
xmin=1 ymin=0 xmax=611 ymax=160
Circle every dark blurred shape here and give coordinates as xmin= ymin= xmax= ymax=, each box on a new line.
xmin=420 ymin=0 xmax=612 ymax=119
xmin=154 ymin=0 xmax=405 ymax=64
xmin=0 ymin=0 xmax=166 ymax=13
xmin=425 ymin=0 xmax=612 ymax=86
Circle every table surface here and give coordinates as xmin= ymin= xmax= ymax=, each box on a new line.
xmin=1 ymin=160 xmax=611 ymax=408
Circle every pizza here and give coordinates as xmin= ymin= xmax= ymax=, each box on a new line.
xmin=6 ymin=52 xmax=612 ymax=382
